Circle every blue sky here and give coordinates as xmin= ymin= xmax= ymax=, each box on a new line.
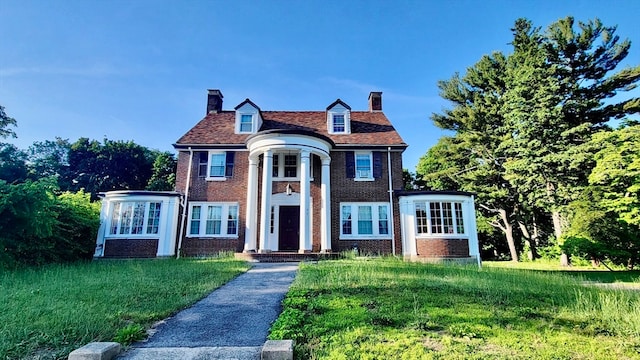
xmin=1 ymin=0 xmax=638 ymax=171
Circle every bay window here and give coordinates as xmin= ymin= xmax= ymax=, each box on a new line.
xmin=109 ymin=201 xmax=163 ymax=236
xmin=415 ymin=201 xmax=466 ymax=235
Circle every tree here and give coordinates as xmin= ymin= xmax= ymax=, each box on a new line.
xmin=588 ymin=125 xmax=640 ymax=227
xmin=27 ymin=137 xmax=71 ymax=181
xmin=63 ymin=138 xmax=155 ymax=198
xmin=0 ymin=105 xmax=17 ymax=140
xmin=502 ymin=18 xmax=640 ymax=265
xmin=146 ymin=151 xmax=177 ymax=191
xmin=0 ymin=144 xmax=28 ymax=183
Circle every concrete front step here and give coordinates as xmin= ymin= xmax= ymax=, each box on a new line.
xmin=116 ymin=346 xmax=262 ymax=360
xmin=235 ymin=252 xmax=341 ymax=262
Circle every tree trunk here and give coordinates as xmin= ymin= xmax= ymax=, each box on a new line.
xmin=552 ymin=210 xmax=571 ymax=266
xmin=518 ymin=220 xmax=538 ymax=261
xmin=500 ymin=209 xmax=519 ymax=262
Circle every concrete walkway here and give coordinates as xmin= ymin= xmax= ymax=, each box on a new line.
xmin=117 ymin=262 xmax=299 ymax=360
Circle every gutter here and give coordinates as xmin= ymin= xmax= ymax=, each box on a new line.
xmin=176 ymin=147 xmax=194 ymax=259
xmin=388 ymin=146 xmax=396 ymax=256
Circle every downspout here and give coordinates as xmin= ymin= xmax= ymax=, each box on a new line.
xmin=387 ymin=147 xmax=396 ymax=256
xmin=176 ymin=147 xmax=194 ymax=259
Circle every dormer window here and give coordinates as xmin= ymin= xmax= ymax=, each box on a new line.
xmin=332 ymin=114 xmax=345 ymax=133
xmin=240 ymin=114 xmax=253 ymax=132
xmin=327 ymin=99 xmax=351 ymax=134
xmin=234 ymin=98 xmax=262 ymax=134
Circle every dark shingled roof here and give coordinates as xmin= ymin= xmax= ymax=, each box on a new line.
xmin=175 ymin=110 xmax=407 ymax=148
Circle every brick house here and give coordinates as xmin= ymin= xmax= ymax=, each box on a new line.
xmin=94 ymin=90 xmax=480 ymax=264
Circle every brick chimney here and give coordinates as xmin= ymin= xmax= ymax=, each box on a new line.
xmin=368 ymin=91 xmax=382 ymax=112
xmin=206 ymin=89 xmax=223 ymax=114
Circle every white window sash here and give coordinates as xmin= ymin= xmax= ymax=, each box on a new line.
xmin=339 ymin=202 xmax=390 ymax=239
xmin=187 ymin=202 xmax=239 ymax=238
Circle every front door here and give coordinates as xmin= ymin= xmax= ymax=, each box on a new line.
xmin=279 ymin=206 xmax=300 ymax=251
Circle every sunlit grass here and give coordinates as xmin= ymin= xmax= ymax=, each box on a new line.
xmin=270 ymin=258 xmax=640 ymax=359
xmin=0 ymin=256 xmax=249 ymax=359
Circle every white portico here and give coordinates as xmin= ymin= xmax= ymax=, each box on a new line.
xmin=243 ymin=130 xmax=333 ymax=253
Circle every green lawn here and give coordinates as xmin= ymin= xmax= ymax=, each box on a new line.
xmin=269 ymin=258 xmax=640 ymax=359
xmin=0 ymin=256 xmax=249 ymax=360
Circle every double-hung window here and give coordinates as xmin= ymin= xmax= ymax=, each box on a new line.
xmin=332 ymin=114 xmax=345 ymax=133
xmin=415 ymin=201 xmax=466 ymax=235
xmin=240 ymin=114 xmax=253 ymax=132
xmin=188 ymin=202 xmax=239 ymax=237
xmin=355 ymin=152 xmax=372 ymax=180
xmin=202 ymin=151 xmax=235 ymax=179
xmin=109 ymin=201 xmax=163 ymax=236
xmin=340 ymin=203 xmax=390 ymax=238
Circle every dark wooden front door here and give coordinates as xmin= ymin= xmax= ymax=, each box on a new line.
xmin=279 ymin=206 xmax=300 ymax=251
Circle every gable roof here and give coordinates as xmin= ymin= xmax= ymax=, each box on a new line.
xmin=174 ymin=110 xmax=407 ymax=149
xmin=326 ymin=99 xmax=351 ymax=111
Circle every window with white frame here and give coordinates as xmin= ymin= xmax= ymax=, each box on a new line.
xmin=355 ymin=152 xmax=373 ymax=180
xmin=188 ymin=203 xmax=239 ymax=237
xmin=239 ymin=114 xmax=253 ymax=132
xmin=272 ymin=153 xmax=299 ymax=179
xmin=340 ymin=203 xmax=390 ymax=238
xmin=332 ymin=114 xmax=345 ymax=133
xmin=415 ymin=201 xmax=465 ymax=235
xmin=201 ymin=151 xmax=234 ymax=179
xmin=109 ymin=201 xmax=162 ymax=236
xmin=209 ymin=153 xmax=226 ymax=177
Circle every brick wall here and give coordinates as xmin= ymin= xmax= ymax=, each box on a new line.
xmin=181 ymin=238 xmax=244 ymax=256
xmin=330 ymin=150 xmax=403 ymax=255
xmin=103 ymin=239 xmax=158 ymax=258
xmin=416 ymin=238 xmax=470 ymax=258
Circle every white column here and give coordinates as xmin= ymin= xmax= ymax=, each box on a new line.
xmin=320 ymin=157 xmax=331 ymax=252
xmin=259 ymin=151 xmax=273 ymax=253
xmin=299 ymin=150 xmax=311 ymax=253
xmin=244 ymin=156 xmax=259 ymax=252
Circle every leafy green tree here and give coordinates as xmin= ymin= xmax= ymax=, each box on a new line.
xmin=588 ymin=125 xmax=640 ymax=227
xmin=146 ymin=151 xmax=177 ymax=191
xmin=27 ymin=137 xmax=71 ymax=181
xmin=502 ymin=18 xmax=640 ymax=265
xmin=63 ymin=138 xmax=155 ymax=198
xmin=0 ymin=105 xmax=17 ymax=140
xmin=0 ymin=144 xmax=28 ymax=183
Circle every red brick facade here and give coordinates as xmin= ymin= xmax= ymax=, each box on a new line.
xmin=416 ymin=238 xmax=470 ymax=258
xmin=104 ymin=239 xmax=158 ymax=258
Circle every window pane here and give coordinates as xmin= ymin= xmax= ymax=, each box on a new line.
xmin=131 ymin=202 xmax=146 ymax=234
xmin=415 ymin=202 xmax=428 ymax=234
xmin=227 ymin=205 xmax=238 ymax=235
xmin=342 ymin=205 xmax=352 ymax=235
xmin=272 ymin=154 xmax=279 ymax=177
xmin=333 ymin=114 xmax=345 ymax=132
xmin=270 ymin=206 xmax=275 ymax=233
xmin=240 ymin=114 xmax=253 ymax=132
xmin=209 ymin=153 xmax=226 ymax=177
xmin=146 ymin=202 xmax=162 ymax=234
xmin=455 ymin=202 xmax=465 ymax=234
xmin=358 ymin=206 xmax=373 ymax=234
xmin=110 ymin=203 xmax=121 ymax=235
xmin=205 ymin=206 xmax=222 ymax=235
xmin=378 ymin=205 xmax=389 ymax=235
xmin=356 ymin=153 xmax=371 ymax=178
xmin=198 ymin=152 xmax=208 ymax=177
xmin=284 ymin=155 xmax=297 ymax=177
xmin=430 ymin=202 xmax=443 ymax=234
xmin=119 ymin=203 xmax=133 ymax=235
xmin=442 ymin=202 xmax=454 ymax=234
xmin=190 ymin=206 xmax=201 ymax=235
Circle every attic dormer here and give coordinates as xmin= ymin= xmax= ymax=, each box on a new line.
xmin=326 ymin=99 xmax=351 ymax=135
xmin=234 ymin=98 xmax=263 ymax=134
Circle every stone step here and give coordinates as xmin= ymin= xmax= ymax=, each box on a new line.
xmin=116 ymin=346 xmax=262 ymax=360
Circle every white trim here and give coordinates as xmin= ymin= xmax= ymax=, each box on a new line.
xmin=327 ymin=103 xmax=351 ymax=134
xmin=234 ymin=102 xmax=262 ymax=134
xmin=354 ymin=151 xmax=373 ymax=180
xmin=186 ymin=202 xmax=240 ymax=238
xmin=339 ymin=202 xmax=391 ymax=240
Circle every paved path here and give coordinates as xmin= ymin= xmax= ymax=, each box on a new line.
xmin=117 ymin=262 xmax=299 ymax=360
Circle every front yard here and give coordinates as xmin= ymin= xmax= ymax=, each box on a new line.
xmin=0 ymin=257 xmax=249 ymax=359
xmin=269 ymin=258 xmax=640 ymax=359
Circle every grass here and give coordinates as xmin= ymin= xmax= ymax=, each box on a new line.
xmin=269 ymin=258 xmax=640 ymax=359
xmin=0 ymin=256 xmax=249 ymax=359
